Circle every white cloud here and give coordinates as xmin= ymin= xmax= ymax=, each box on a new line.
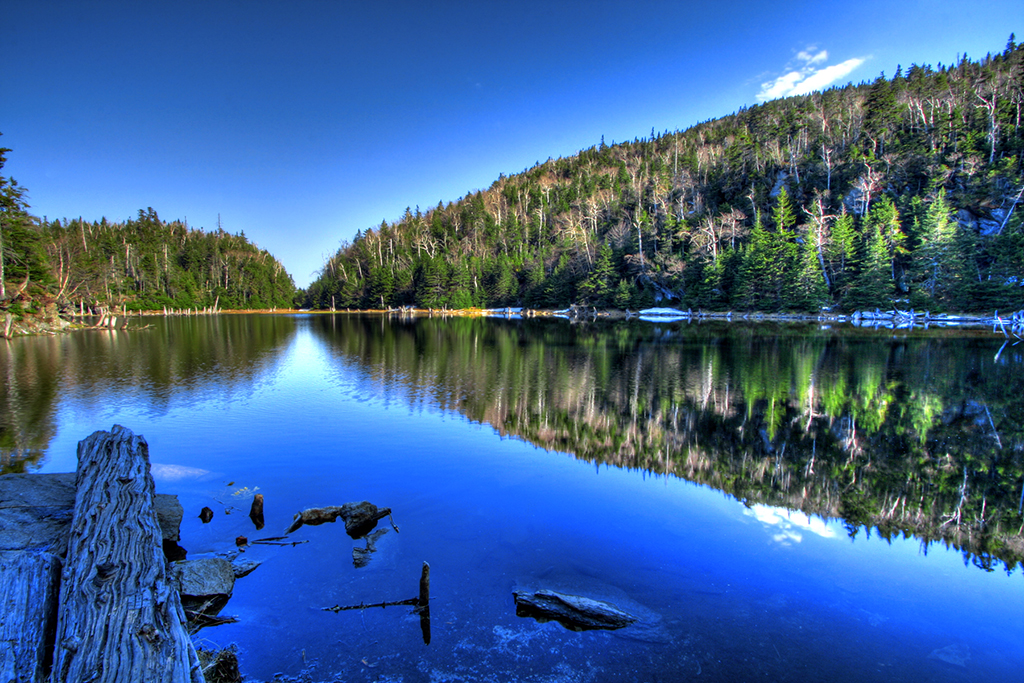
xmin=757 ymin=48 xmax=867 ymax=102
xmin=796 ymin=49 xmax=829 ymax=65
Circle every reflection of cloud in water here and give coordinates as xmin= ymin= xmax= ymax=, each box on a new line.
xmin=745 ymin=504 xmax=835 ymax=545
xmin=151 ymin=463 xmax=210 ymax=482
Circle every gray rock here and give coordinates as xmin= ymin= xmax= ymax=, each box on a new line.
xmin=153 ymin=494 xmax=184 ymax=542
xmin=0 ymin=473 xmax=77 ymax=554
xmin=0 ymin=549 xmax=62 ymax=683
xmin=0 ymin=472 xmax=185 ymax=554
xmin=957 ymin=208 xmax=977 ymax=231
xmin=231 ymin=558 xmax=263 ymax=579
xmin=978 ymin=218 xmax=1002 ymax=236
xmin=513 ymin=588 xmax=637 ymax=631
xmin=171 ymin=557 xmax=235 ymax=598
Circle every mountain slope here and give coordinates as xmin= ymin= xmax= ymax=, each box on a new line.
xmin=305 ymin=40 xmax=1024 ymax=313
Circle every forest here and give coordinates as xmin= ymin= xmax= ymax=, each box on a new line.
xmin=305 ymin=39 xmax=1024 ymax=314
xmin=0 ymin=143 xmax=296 ymax=317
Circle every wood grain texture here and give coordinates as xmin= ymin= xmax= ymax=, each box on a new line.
xmin=49 ymin=425 xmax=202 ymax=683
xmin=0 ymin=549 xmax=62 ymax=683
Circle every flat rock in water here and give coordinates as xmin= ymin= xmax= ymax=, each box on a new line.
xmin=171 ymin=557 xmax=236 ymax=598
xmin=514 ymin=588 xmax=637 ymax=630
xmin=513 ymin=573 xmax=667 ymax=642
xmin=231 ymin=558 xmax=262 ymax=579
xmin=928 ymin=644 xmax=970 ymax=667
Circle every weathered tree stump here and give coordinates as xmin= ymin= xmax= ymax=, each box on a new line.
xmin=49 ymin=425 xmax=202 ymax=683
xmin=0 ymin=550 xmax=62 ymax=683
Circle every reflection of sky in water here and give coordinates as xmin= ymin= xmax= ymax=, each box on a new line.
xmin=745 ymin=504 xmax=838 ymax=544
xmin=20 ymin=317 xmax=1024 ymax=682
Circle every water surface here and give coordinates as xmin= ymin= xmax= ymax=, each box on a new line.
xmin=2 ymin=314 xmax=1022 ymax=682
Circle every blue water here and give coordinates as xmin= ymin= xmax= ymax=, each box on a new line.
xmin=15 ymin=315 xmax=1024 ymax=682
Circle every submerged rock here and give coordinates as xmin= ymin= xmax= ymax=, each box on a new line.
xmin=928 ymin=643 xmax=970 ymax=667
xmin=513 ymin=588 xmax=637 ymax=631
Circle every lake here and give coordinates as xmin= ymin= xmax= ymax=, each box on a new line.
xmin=3 ymin=313 xmax=1023 ymax=682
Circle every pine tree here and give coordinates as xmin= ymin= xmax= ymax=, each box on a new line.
xmin=578 ymin=243 xmax=615 ymax=306
xmin=912 ymin=189 xmax=959 ymax=307
xmin=1 ymin=142 xmax=52 ymax=298
xmin=826 ymin=210 xmax=857 ymax=300
xmin=849 ymin=223 xmax=894 ymax=308
xmin=795 ymin=227 xmax=830 ymax=311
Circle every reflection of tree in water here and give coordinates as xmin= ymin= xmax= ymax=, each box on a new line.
xmin=0 ymin=336 xmax=61 ymax=472
xmin=315 ymin=315 xmax=1024 ymax=573
xmin=0 ymin=315 xmax=297 ymax=473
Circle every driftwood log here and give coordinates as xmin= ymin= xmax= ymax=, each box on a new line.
xmin=49 ymin=425 xmax=202 ymax=683
xmin=0 ymin=473 xmax=188 ymax=683
xmin=321 ymin=561 xmax=432 ymax=644
xmin=0 ymin=549 xmax=62 ymax=683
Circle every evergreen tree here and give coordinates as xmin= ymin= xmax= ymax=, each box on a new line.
xmin=795 ymin=227 xmax=830 ymax=311
xmin=612 ymin=278 xmax=634 ymax=309
xmin=912 ymin=189 xmax=959 ymax=307
xmin=578 ymin=243 xmax=615 ymax=306
xmin=849 ymin=222 xmax=894 ymax=308
xmin=0 ymin=142 xmax=51 ymax=298
xmin=826 ymin=210 xmax=857 ymax=300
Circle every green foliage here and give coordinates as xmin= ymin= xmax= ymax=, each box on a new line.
xmin=849 ymin=221 xmax=895 ymax=308
xmin=2 ymin=133 xmax=297 ymax=313
xmin=1 ymin=140 xmax=54 ymax=298
xmin=911 ymin=189 xmax=960 ymax=308
xmin=577 ymin=243 xmax=616 ymax=306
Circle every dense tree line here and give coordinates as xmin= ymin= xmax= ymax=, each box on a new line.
xmin=306 ymin=40 xmax=1024 ymax=313
xmin=42 ymin=210 xmax=296 ymax=311
xmin=0 ymin=140 xmax=296 ymax=315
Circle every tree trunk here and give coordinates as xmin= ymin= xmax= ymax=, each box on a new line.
xmin=49 ymin=425 xmax=202 ymax=683
xmin=0 ymin=550 xmax=62 ymax=683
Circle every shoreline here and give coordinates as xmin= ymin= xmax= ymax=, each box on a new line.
xmin=309 ymin=305 xmax=1024 ymax=335
xmin=4 ymin=304 xmax=1022 ymax=339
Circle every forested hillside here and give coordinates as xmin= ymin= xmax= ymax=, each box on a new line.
xmin=306 ymin=40 xmax=1024 ymax=313
xmin=0 ymin=142 xmax=296 ymax=315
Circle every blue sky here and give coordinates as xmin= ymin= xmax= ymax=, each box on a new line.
xmin=2 ymin=1 xmax=1018 ymax=287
